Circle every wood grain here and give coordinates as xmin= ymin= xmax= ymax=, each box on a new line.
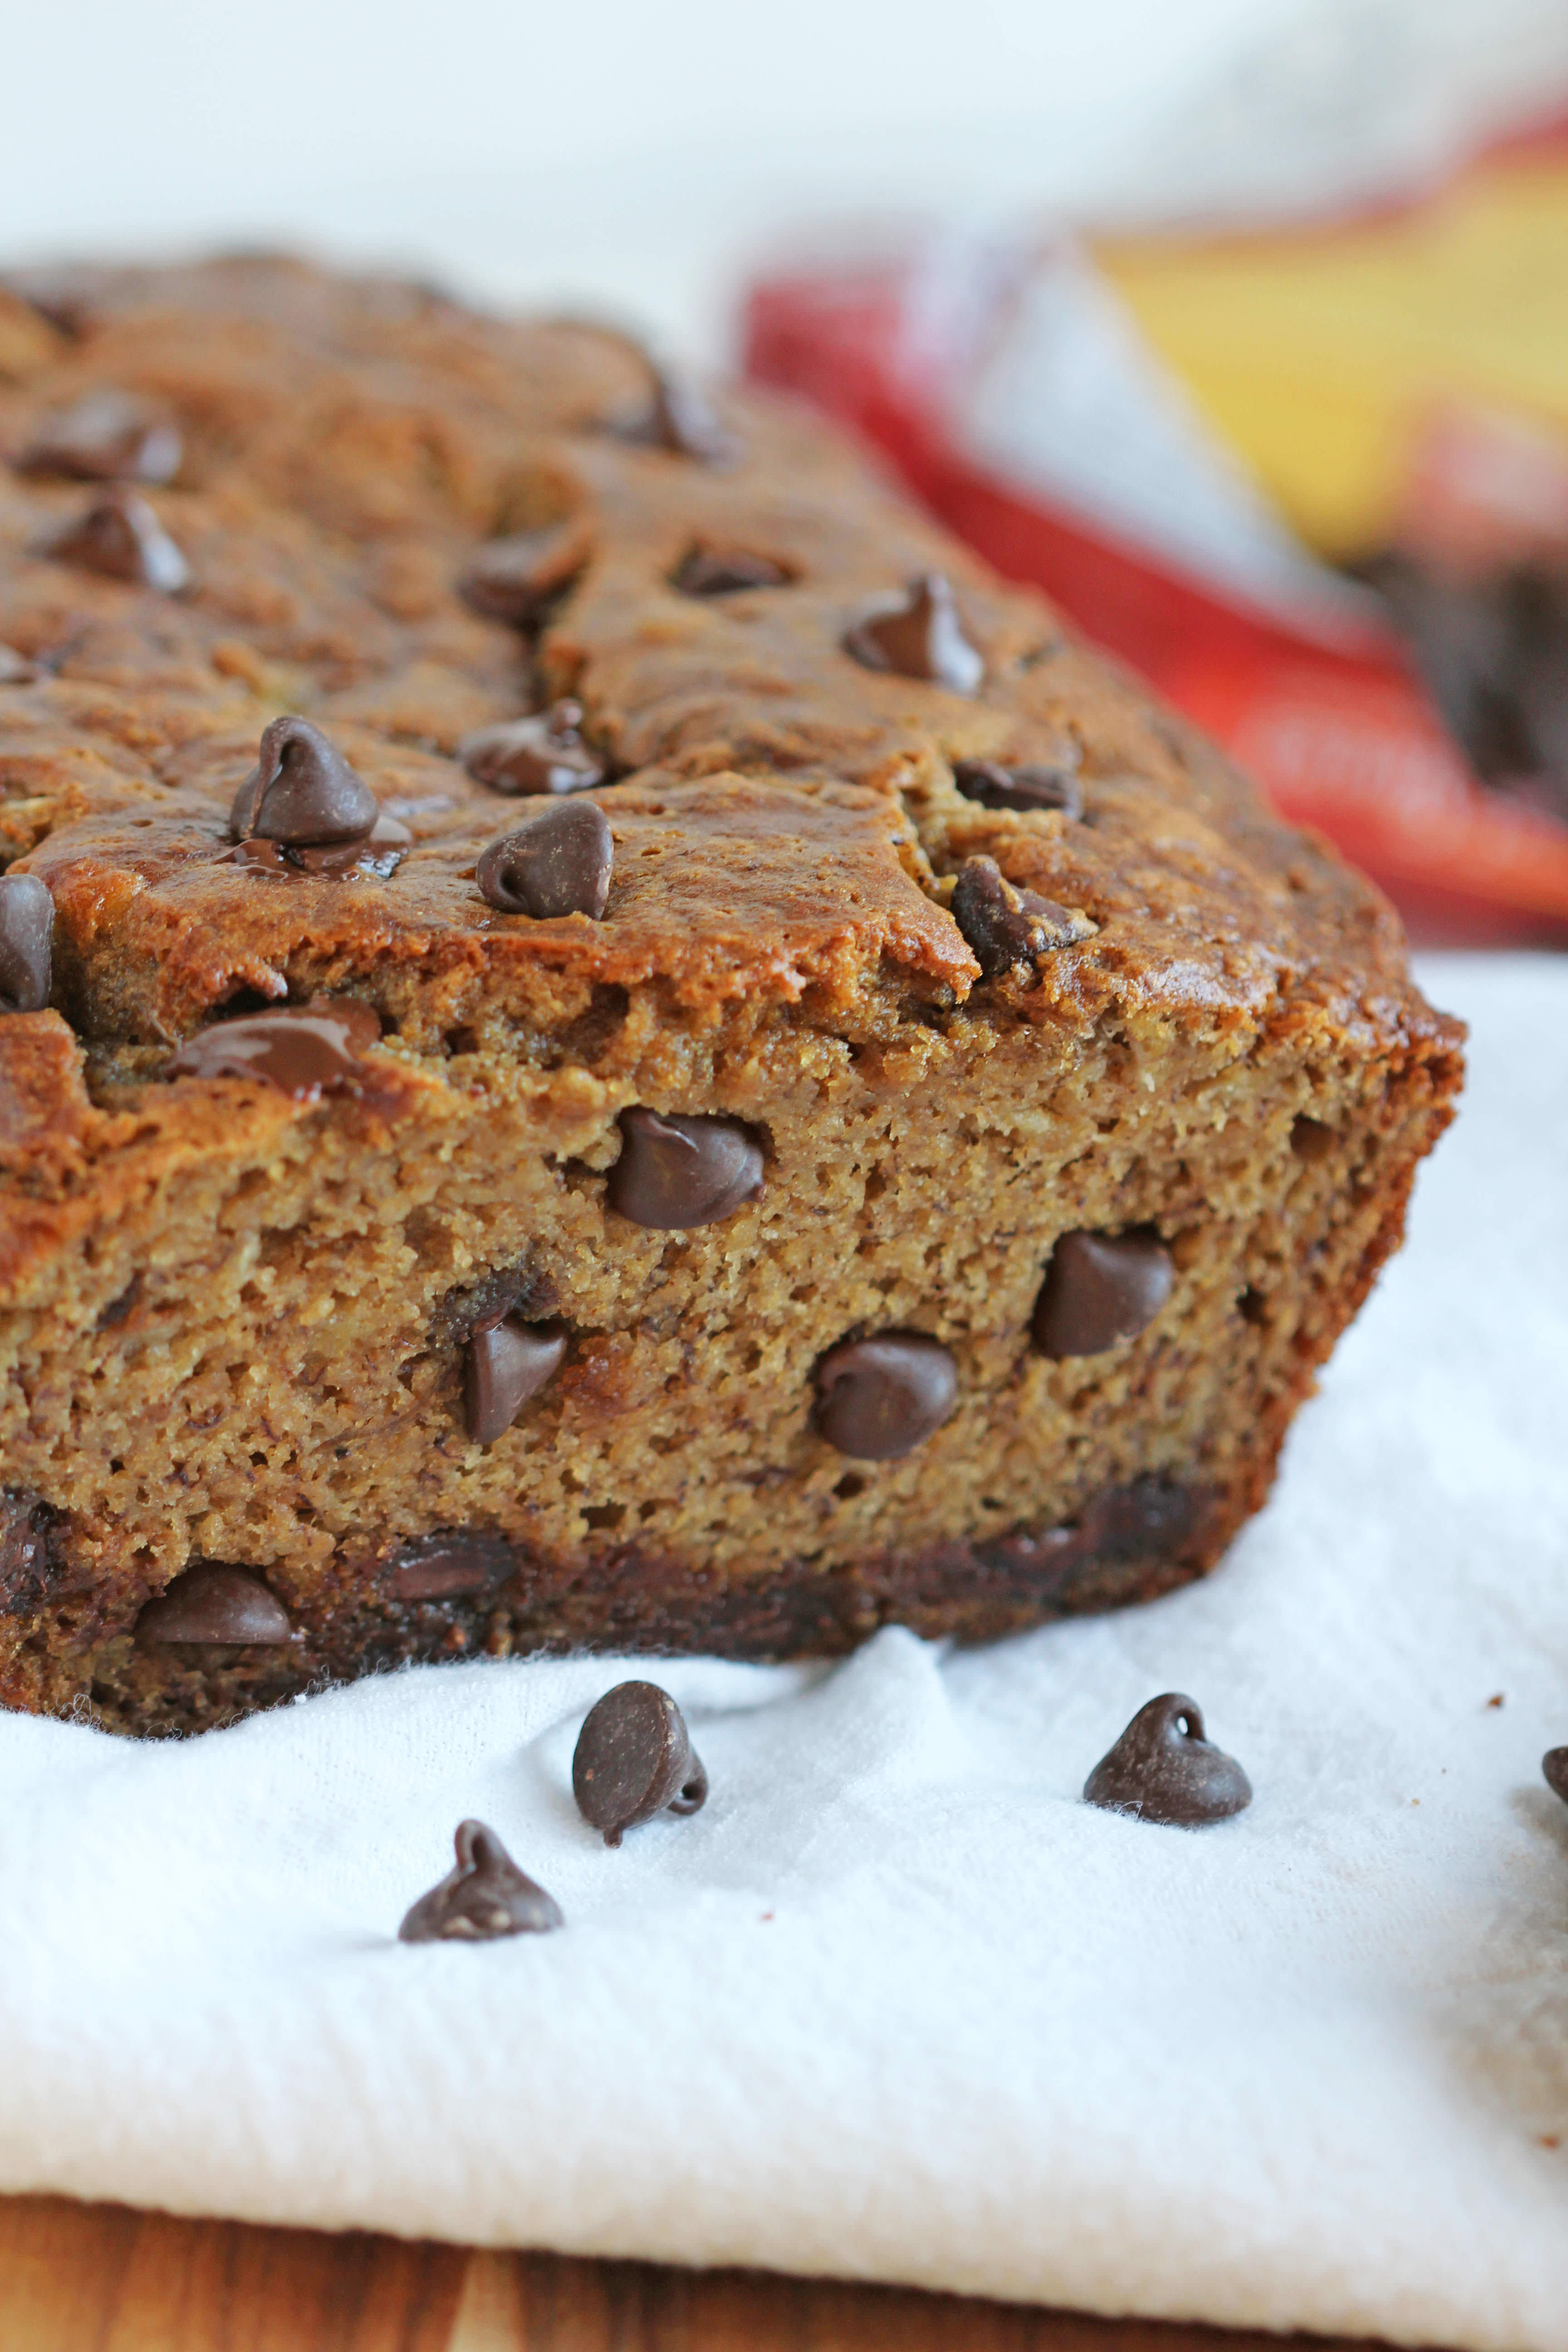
xmin=0 ymin=2196 xmax=1425 ymax=2352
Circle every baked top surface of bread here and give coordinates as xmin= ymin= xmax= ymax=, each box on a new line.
xmin=0 ymin=254 xmax=1462 ymax=1730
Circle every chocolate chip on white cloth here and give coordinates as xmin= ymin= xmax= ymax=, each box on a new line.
xmin=230 ymin=717 xmax=378 ymax=846
xmin=0 ymin=873 xmax=54 ymax=1013
xmin=572 ymin=1681 xmax=708 ymax=1847
xmin=1033 ymin=1230 xmax=1175 ymax=1358
xmin=814 ymin=1333 xmax=958 ymax=1460
xmin=606 ymin=1107 xmax=764 ymax=1229
xmin=1544 ymin=1749 xmax=1568 ymax=1804
xmin=38 ymin=491 xmax=189 ymax=593
xmin=398 ymin=1821 xmax=564 ymax=1942
xmin=465 ymin=1318 xmax=568 ymax=1444
xmin=476 ymin=801 xmax=613 ymax=919
xmin=843 ymin=573 xmax=984 ymax=693
xmin=1083 ymin=1694 xmax=1253 ymax=1826
xmin=135 ymin=1564 xmax=292 ymax=1644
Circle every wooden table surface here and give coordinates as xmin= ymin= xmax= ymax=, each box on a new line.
xmin=0 ymin=2195 xmax=1425 ymax=2352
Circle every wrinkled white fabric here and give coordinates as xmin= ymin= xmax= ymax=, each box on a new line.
xmin=1 ymin=952 xmax=1564 ymax=2347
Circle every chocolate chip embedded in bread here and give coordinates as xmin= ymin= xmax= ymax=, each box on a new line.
xmin=814 ymin=1333 xmax=958 ymax=1460
xmin=671 ymin=547 xmax=793 ymax=596
xmin=572 ymin=1681 xmax=708 ymax=1847
xmin=954 ymin=758 xmax=1084 ymax=820
xmin=949 ymin=856 xmax=1086 ymax=980
xmin=165 ymin=997 xmax=383 ymax=1102
xmin=611 ymin=366 xmax=736 ymax=464
xmin=38 ymin=490 xmax=189 ymax=592
xmin=1083 ymin=1693 xmax=1253 ymax=1826
xmin=459 ymin=702 xmax=607 ymax=796
xmin=465 ymin=1318 xmax=568 ymax=1444
xmin=17 ymin=390 xmax=182 ymax=485
xmin=476 ymin=801 xmax=613 ymax=919
xmin=387 ymin=1531 xmax=515 ymax=1601
xmin=1544 ymin=1748 xmax=1568 ymax=1804
xmin=0 ymin=644 xmax=40 ymax=684
xmin=607 ymin=1107 xmax=764 ymax=1229
xmin=136 ymin=1563 xmax=292 ymax=1644
xmin=1033 ymin=1231 xmax=1174 ymax=1358
xmin=456 ymin=522 xmax=588 ymax=625
xmin=398 ymin=1819 xmax=564 ymax=1942
xmin=230 ymin=716 xmax=379 ymax=846
xmin=0 ymin=874 xmax=54 ymax=1014
xmin=842 ymin=573 xmax=984 ymax=693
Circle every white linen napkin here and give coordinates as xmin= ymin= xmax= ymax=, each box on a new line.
xmin=1 ymin=951 xmax=1565 ymax=2350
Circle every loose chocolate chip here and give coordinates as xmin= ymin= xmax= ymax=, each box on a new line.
xmin=38 ymin=491 xmax=189 ymax=593
xmin=612 ymin=368 xmax=736 ymax=464
xmin=476 ymin=801 xmax=613 ymax=920
xmin=0 ymin=874 xmax=54 ymax=1014
xmin=1033 ymin=1230 xmax=1174 ymax=1358
xmin=166 ymin=997 xmax=384 ymax=1102
xmin=572 ymin=1681 xmax=708 ymax=1847
xmin=136 ymin=1563 xmax=292 ymax=1644
xmin=398 ymin=1819 xmax=564 ymax=1942
xmin=1544 ymin=1749 xmax=1568 ymax=1805
xmin=456 ymin=522 xmax=587 ymax=625
xmin=387 ymin=1531 xmax=515 ymax=1602
xmin=607 ymin=1106 xmax=764 ymax=1229
xmin=1083 ymin=1693 xmax=1253 ymax=1827
xmin=230 ymin=716 xmax=378 ymax=846
xmin=842 ymin=573 xmax=984 ymax=694
xmin=460 ymin=702 xmax=607 ymax=796
xmin=466 ymin=1318 xmax=568 ymax=1444
xmin=671 ymin=547 xmax=792 ymax=596
xmin=0 ymin=644 xmax=40 ymax=684
xmin=815 ymin=1333 xmax=958 ymax=1461
xmin=17 ymin=390 xmax=182 ymax=485
xmin=953 ymin=757 xmax=1084 ymax=820
xmin=950 ymin=856 xmax=1085 ymax=980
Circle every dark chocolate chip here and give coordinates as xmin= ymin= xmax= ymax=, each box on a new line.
xmin=1033 ymin=1230 xmax=1174 ymax=1358
xmin=953 ymin=757 xmax=1083 ymax=820
xmin=607 ymin=1106 xmax=764 ymax=1229
xmin=842 ymin=573 xmax=984 ymax=693
xmin=671 ymin=547 xmax=792 ymax=596
xmin=136 ymin=1563 xmax=292 ymax=1644
xmin=1083 ymin=1693 xmax=1252 ymax=1826
xmin=17 ymin=390 xmax=182 ymax=485
xmin=1544 ymin=1749 xmax=1568 ymax=1805
xmin=1290 ymin=1115 xmax=1336 ymax=1162
xmin=165 ymin=996 xmax=384 ymax=1102
xmin=0 ymin=873 xmax=53 ymax=1013
xmin=814 ymin=1333 xmax=958 ymax=1461
xmin=460 ymin=702 xmax=607 ymax=796
xmin=456 ymin=522 xmax=587 ymax=625
xmin=466 ymin=1318 xmax=568 ymax=1444
xmin=38 ymin=491 xmax=189 ymax=593
xmin=572 ymin=1680 xmax=708 ymax=1847
xmin=387 ymin=1531 xmax=515 ymax=1602
xmin=476 ymin=801 xmax=613 ymax=920
xmin=230 ymin=716 xmax=378 ymax=846
xmin=950 ymin=856 xmax=1085 ymax=980
xmin=0 ymin=644 xmax=41 ymax=684
xmin=612 ymin=368 xmax=736 ymax=464
xmin=398 ymin=1819 xmax=564 ymax=1942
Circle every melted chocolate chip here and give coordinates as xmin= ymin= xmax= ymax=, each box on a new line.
xmin=814 ymin=1333 xmax=958 ymax=1461
xmin=230 ymin=716 xmax=378 ymax=846
xmin=476 ymin=801 xmax=613 ymax=920
xmin=136 ymin=1563 xmax=292 ymax=1645
xmin=1083 ymin=1693 xmax=1253 ymax=1827
xmin=387 ymin=1531 xmax=515 ymax=1602
xmin=0 ymin=874 xmax=54 ymax=1014
xmin=949 ymin=856 xmax=1085 ymax=980
xmin=165 ymin=997 xmax=384 ymax=1102
xmin=398 ymin=1819 xmax=564 ymax=1942
xmin=0 ymin=644 xmax=41 ymax=684
xmin=612 ymin=367 xmax=735 ymax=463
xmin=953 ymin=758 xmax=1084 ymax=820
xmin=842 ymin=573 xmax=984 ymax=693
xmin=1033 ymin=1231 xmax=1174 ymax=1358
xmin=466 ymin=1318 xmax=568 ymax=1444
xmin=17 ymin=390 xmax=182 ymax=485
xmin=1544 ymin=1749 xmax=1568 ymax=1805
xmin=607 ymin=1107 xmax=764 ymax=1230
xmin=38 ymin=491 xmax=189 ymax=593
xmin=459 ymin=702 xmax=608 ymax=797
xmin=671 ymin=547 xmax=792 ymax=596
xmin=572 ymin=1681 xmax=708 ymax=1847
xmin=456 ymin=522 xmax=588 ymax=625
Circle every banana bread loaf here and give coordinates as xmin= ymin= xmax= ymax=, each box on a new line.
xmin=0 ymin=256 xmax=1463 ymax=1733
